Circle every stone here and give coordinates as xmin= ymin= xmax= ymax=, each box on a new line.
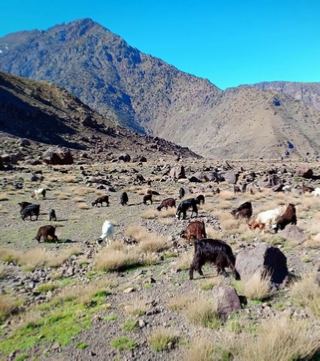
xmin=169 ymin=166 xmax=186 ymax=180
xmin=279 ymin=224 xmax=308 ymax=244
xmin=42 ymin=146 xmax=73 ymax=165
xmin=212 ymin=285 xmax=242 ymax=316
xmin=296 ymin=167 xmax=313 ymax=179
xmin=235 ymin=243 xmax=288 ymax=285
xmin=123 ymin=287 xmax=135 ymax=294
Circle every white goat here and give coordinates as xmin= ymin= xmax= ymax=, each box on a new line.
xmin=282 ymin=185 xmax=292 ymax=193
xmin=97 ymin=220 xmax=114 ymax=245
xmin=313 ymin=188 xmax=320 ymax=197
xmin=249 ymin=207 xmax=282 ymax=231
xmin=31 ymin=188 xmax=46 ymax=200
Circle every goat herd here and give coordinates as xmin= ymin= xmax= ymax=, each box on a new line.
xmin=16 ymin=182 xmax=320 ymax=282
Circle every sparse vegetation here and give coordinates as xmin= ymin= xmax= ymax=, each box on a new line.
xmin=148 ymin=328 xmax=179 ymax=352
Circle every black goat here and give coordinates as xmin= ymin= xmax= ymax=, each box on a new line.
xmin=189 ymin=238 xmax=240 ymax=280
xmin=175 ymin=198 xmax=198 ymax=220
xmin=49 ymin=209 xmax=57 ymax=221
xmin=231 ymin=201 xmax=253 ymax=220
xmin=21 ymin=204 xmax=40 ymax=221
xmin=120 ymin=192 xmax=129 ymax=206
xmin=179 ymin=187 xmax=185 ymax=199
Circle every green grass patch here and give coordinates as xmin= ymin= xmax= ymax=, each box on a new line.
xmin=0 ymin=298 xmax=104 ymax=356
xmin=142 ymin=283 xmax=153 ymax=289
xmin=35 ymin=283 xmax=58 ymax=293
xmin=76 ymin=341 xmax=88 ymax=350
xmin=15 ymin=354 xmax=29 ymax=361
xmin=111 ymin=336 xmax=137 ymax=351
xmin=149 ymin=329 xmax=179 ymax=352
xmin=104 ymin=314 xmax=118 ymax=322
xmin=123 ymin=319 xmax=138 ymax=331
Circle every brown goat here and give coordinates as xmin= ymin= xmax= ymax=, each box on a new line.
xmin=180 ymin=220 xmax=207 ymax=242
xmin=34 ymin=225 xmax=58 ymax=243
xmin=18 ymin=201 xmax=32 ymax=214
xmin=273 ymin=204 xmax=297 ymax=233
xmin=233 ymin=185 xmax=241 ymax=194
xmin=92 ymin=195 xmax=109 ymax=207
xmin=157 ymin=198 xmax=176 ymax=211
xmin=143 ymin=194 xmax=153 ymax=205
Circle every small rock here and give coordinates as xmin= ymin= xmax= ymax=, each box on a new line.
xmin=52 ymin=342 xmax=60 ymax=350
xmin=139 ymin=319 xmax=146 ymax=328
xmin=123 ymin=287 xmax=135 ymax=294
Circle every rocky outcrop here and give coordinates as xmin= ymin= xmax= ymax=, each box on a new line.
xmin=235 ymin=243 xmax=288 ymax=285
xmin=43 ymin=146 xmax=73 ymax=165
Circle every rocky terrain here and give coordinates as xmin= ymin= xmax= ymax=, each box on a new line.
xmin=1 ymin=19 xmax=320 ymax=159
xmin=0 ymin=71 xmax=199 ymax=167
xmin=0 ymin=154 xmax=320 ymax=360
xmin=249 ymin=81 xmax=320 ymax=112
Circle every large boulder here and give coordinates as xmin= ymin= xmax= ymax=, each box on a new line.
xmin=43 ymin=146 xmax=73 ymax=165
xmin=169 ymin=166 xmax=186 ymax=180
xmin=220 ymin=171 xmax=239 ymax=184
xmin=279 ymin=224 xmax=308 ymax=244
xmin=212 ymin=286 xmax=242 ymax=316
xmin=235 ymin=243 xmax=288 ymax=285
xmin=192 ymin=171 xmax=209 ymax=182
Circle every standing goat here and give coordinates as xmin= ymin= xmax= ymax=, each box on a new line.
xmin=97 ymin=220 xmax=114 ymax=246
xmin=31 ymin=188 xmax=46 ymax=200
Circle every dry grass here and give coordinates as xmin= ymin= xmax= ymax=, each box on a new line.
xmin=0 ymin=246 xmax=82 ymax=271
xmin=72 ymin=187 xmax=95 ymax=196
xmin=124 ymin=297 xmax=148 ymax=316
xmin=94 ymin=248 xmax=141 ymax=271
xmin=185 ymin=296 xmax=221 ymax=329
xmin=0 ymin=295 xmax=18 ymax=321
xmin=168 ymin=295 xmax=192 ymax=311
xmin=125 ymin=224 xmax=148 ymax=242
xmin=140 ymin=209 xmax=158 ymax=219
xmin=72 ymin=196 xmax=86 ymax=203
xmin=138 ymin=234 xmax=168 ymax=253
xmin=77 ymin=202 xmax=89 ymax=210
xmin=54 ymin=191 xmax=71 ymax=200
xmin=205 ymin=226 xmax=221 ymax=239
xmin=183 ymin=337 xmax=217 ymax=361
xmin=219 ymin=190 xmax=235 ymax=201
xmin=175 ymin=250 xmax=194 ymax=271
xmin=157 ymin=208 xmax=176 ymax=218
xmin=61 ymin=175 xmax=78 ymax=183
xmin=0 ymin=193 xmax=9 ymax=201
xmin=240 ymin=272 xmax=274 ymax=301
xmin=159 ymin=218 xmax=174 ymax=225
xmin=148 ymin=328 xmax=179 ymax=352
xmin=237 ymin=317 xmax=320 ymax=361
xmin=214 ymin=200 xmax=231 ymax=210
xmin=0 ymin=264 xmax=9 ymax=279
xmin=290 ymin=275 xmax=320 ymax=318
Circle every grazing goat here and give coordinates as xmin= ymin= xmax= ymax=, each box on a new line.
xmin=189 ymin=238 xmax=240 ymax=280
xmin=231 ymin=201 xmax=253 ymax=220
xmin=157 ymin=198 xmax=176 ymax=211
xmin=180 ymin=220 xmax=206 ymax=242
xmin=233 ymin=185 xmax=241 ymax=194
xmin=21 ymin=204 xmax=40 ymax=221
xmin=31 ymin=188 xmax=46 ymax=200
xmin=18 ymin=201 xmax=32 ymax=214
xmin=313 ymin=188 xmax=320 ymax=197
xmin=248 ymin=207 xmax=282 ymax=231
xmin=92 ymin=195 xmax=109 ymax=207
xmin=176 ymin=198 xmax=198 ymax=219
xmin=34 ymin=225 xmax=58 ymax=243
xmin=179 ymin=187 xmax=185 ymax=199
xmin=120 ymin=192 xmax=129 ymax=206
xmin=195 ymin=194 xmax=205 ymax=205
xmin=273 ymin=204 xmax=297 ymax=233
xmin=49 ymin=209 xmax=57 ymax=221
xmin=97 ymin=220 xmax=114 ymax=245
xmin=143 ymin=194 xmax=153 ymax=205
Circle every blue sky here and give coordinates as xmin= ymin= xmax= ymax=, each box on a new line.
xmin=1 ymin=0 xmax=320 ymax=89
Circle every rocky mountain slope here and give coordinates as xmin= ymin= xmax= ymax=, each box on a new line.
xmin=0 ymin=71 xmax=199 ymax=162
xmin=1 ymin=19 xmax=320 ymax=159
xmin=249 ymin=81 xmax=320 ymax=111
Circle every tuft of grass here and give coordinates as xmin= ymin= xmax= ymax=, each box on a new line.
xmin=35 ymin=283 xmax=58 ymax=293
xmin=75 ymin=341 xmax=88 ymax=350
xmin=237 ymin=317 xmax=320 ymax=361
xmin=0 ymin=264 xmax=9 ymax=279
xmin=240 ymin=272 xmax=274 ymax=301
xmin=138 ymin=235 xmax=168 ymax=253
xmin=185 ymin=297 xmax=221 ymax=329
xmin=141 ymin=209 xmax=158 ymax=219
xmin=104 ymin=314 xmax=118 ymax=322
xmin=55 ymin=192 xmax=71 ymax=200
xmin=148 ymin=328 xmax=179 ymax=352
xmin=0 ymin=193 xmax=9 ymax=201
xmin=124 ymin=298 xmax=147 ymax=316
xmin=111 ymin=336 xmax=137 ymax=351
xmin=290 ymin=275 xmax=320 ymax=318
xmin=123 ymin=319 xmax=138 ymax=331
xmin=175 ymin=250 xmax=193 ymax=271
xmin=72 ymin=196 xmax=86 ymax=203
xmin=0 ymin=295 xmax=19 ymax=322
xmin=158 ymin=208 xmax=176 ymax=218
xmin=72 ymin=187 xmax=95 ymax=195
xmin=125 ymin=224 xmax=148 ymax=242
xmin=77 ymin=202 xmax=89 ymax=210
xmin=95 ymin=248 xmax=141 ymax=272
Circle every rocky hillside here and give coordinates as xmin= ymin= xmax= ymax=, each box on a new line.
xmin=249 ymin=81 xmax=320 ymax=111
xmin=0 ymin=71 xmax=200 ymax=162
xmin=1 ymin=19 xmax=320 ymax=159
